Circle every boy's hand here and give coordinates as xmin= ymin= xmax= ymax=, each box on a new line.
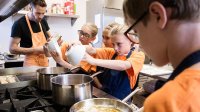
xmin=43 ymin=43 xmax=51 ymax=57
xmin=50 ymin=50 xmax=63 ymax=64
xmin=82 ymin=53 xmax=95 ymax=65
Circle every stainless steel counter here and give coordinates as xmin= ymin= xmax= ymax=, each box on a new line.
xmin=0 ymin=66 xmax=43 ymax=75
xmin=140 ymin=64 xmax=173 ymax=81
xmin=0 ymin=66 xmax=117 ymax=99
xmin=4 ymin=57 xmax=24 ymax=63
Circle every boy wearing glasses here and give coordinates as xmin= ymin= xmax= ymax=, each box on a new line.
xmin=123 ymin=0 xmax=200 ymax=111
xmin=82 ymin=24 xmax=145 ymax=100
xmin=59 ymin=23 xmax=98 ymax=73
xmin=78 ymin=23 xmax=97 ymax=46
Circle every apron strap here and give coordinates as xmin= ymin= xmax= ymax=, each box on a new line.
xmin=25 ymin=14 xmax=43 ymax=34
xmin=38 ymin=22 xmax=43 ymax=32
xmin=25 ymin=15 xmax=34 ymax=34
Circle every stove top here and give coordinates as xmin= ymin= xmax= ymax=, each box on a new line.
xmin=0 ymin=86 xmax=71 ymax=112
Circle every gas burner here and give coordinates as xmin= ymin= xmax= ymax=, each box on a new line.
xmin=0 ymin=89 xmax=11 ymax=104
xmin=0 ymin=86 xmax=71 ymax=112
xmin=24 ymin=99 xmax=53 ymax=112
xmin=16 ymin=86 xmax=38 ymax=100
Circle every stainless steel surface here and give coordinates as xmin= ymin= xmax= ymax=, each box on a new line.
xmin=4 ymin=53 xmax=19 ymax=60
xmin=0 ymin=0 xmax=33 ymax=22
xmin=140 ymin=64 xmax=172 ymax=81
xmin=51 ymin=74 xmax=93 ymax=106
xmin=0 ymin=66 xmax=44 ymax=75
xmin=0 ymin=67 xmax=128 ymax=108
xmin=122 ymin=87 xmax=141 ymax=102
xmin=70 ymin=98 xmax=133 ymax=112
xmin=140 ymin=64 xmax=172 ymax=76
xmin=70 ymin=87 xmax=142 ymax=112
xmin=90 ymin=70 xmax=103 ymax=78
xmin=37 ymin=67 xmax=70 ymax=91
xmin=93 ymin=87 xmax=117 ymax=99
xmin=0 ymin=80 xmax=36 ymax=90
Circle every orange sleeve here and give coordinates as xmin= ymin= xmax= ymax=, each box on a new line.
xmin=80 ymin=60 xmax=96 ymax=73
xmin=60 ymin=42 xmax=69 ymax=61
xmin=81 ymin=48 xmax=115 ymax=73
xmin=95 ymin=48 xmax=115 ymax=59
xmin=126 ymin=51 xmax=145 ymax=89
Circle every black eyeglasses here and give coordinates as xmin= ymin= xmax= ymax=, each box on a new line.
xmin=124 ymin=11 xmax=148 ymax=40
xmin=78 ymin=30 xmax=91 ymax=38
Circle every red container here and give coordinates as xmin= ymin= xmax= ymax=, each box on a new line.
xmin=64 ymin=0 xmax=74 ymax=15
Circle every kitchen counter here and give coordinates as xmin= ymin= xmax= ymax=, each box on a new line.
xmin=140 ymin=64 xmax=173 ymax=81
xmin=4 ymin=56 xmax=24 ymax=63
xmin=0 ymin=66 xmax=117 ymax=99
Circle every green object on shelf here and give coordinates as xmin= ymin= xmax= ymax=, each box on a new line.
xmin=74 ymin=3 xmax=76 ymax=14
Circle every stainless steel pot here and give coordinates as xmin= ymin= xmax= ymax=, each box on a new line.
xmin=70 ymin=87 xmax=142 ymax=112
xmin=51 ymin=71 xmax=103 ymax=106
xmin=37 ymin=67 xmax=70 ymax=91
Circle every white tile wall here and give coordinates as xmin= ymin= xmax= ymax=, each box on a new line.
xmin=0 ymin=0 xmax=86 ymax=53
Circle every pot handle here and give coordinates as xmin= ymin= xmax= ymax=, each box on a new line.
xmin=69 ymin=66 xmax=81 ymax=73
xmin=90 ymin=70 xmax=104 ymax=78
xmin=135 ymin=106 xmax=144 ymax=112
xmin=122 ymin=87 xmax=142 ymax=103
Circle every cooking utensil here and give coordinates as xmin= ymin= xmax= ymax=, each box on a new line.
xmin=66 ymin=45 xmax=86 ymax=65
xmin=70 ymin=87 xmax=142 ymax=112
xmin=37 ymin=67 xmax=79 ymax=91
xmin=51 ymin=71 xmax=103 ymax=106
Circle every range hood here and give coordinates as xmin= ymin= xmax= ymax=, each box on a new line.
xmin=0 ymin=0 xmax=33 ymax=22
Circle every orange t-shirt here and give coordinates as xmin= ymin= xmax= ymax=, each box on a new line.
xmin=144 ymin=68 xmax=200 ymax=112
xmin=95 ymin=48 xmax=145 ymax=89
xmin=60 ymin=42 xmax=69 ymax=61
xmin=60 ymin=42 xmax=96 ymax=73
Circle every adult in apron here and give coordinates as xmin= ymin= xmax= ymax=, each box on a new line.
xmin=23 ymin=15 xmax=48 ymax=67
xmin=98 ymin=48 xmax=139 ymax=100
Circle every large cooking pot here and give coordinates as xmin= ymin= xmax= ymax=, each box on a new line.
xmin=70 ymin=87 xmax=143 ymax=112
xmin=51 ymin=71 xmax=103 ymax=106
xmin=37 ymin=67 xmax=80 ymax=91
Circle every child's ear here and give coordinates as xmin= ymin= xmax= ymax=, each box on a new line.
xmin=149 ymin=2 xmax=168 ymax=29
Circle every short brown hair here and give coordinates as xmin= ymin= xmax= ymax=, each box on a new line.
xmin=123 ymin=0 xmax=200 ymax=24
xmin=30 ymin=0 xmax=47 ymax=7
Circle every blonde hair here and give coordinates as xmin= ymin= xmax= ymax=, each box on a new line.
xmin=103 ymin=22 xmax=119 ymax=33
xmin=82 ymin=23 xmax=98 ymax=37
xmin=110 ymin=24 xmax=129 ymax=37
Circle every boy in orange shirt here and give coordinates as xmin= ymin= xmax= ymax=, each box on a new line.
xmin=123 ymin=0 xmax=200 ymax=111
xmin=83 ymin=24 xmax=145 ymax=99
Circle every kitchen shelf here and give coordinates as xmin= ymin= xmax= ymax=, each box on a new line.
xmin=16 ymin=10 xmax=79 ymax=25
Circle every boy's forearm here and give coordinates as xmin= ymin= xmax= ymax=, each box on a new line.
xmin=90 ymin=59 xmax=131 ymax=71
xmin=58 ymin=59 xmax=73 ymax=69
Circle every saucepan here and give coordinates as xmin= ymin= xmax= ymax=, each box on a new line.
xmin=51 ymin=71 xmax=103 ymax=106
xmin=37 ymin=66 xmax=80 ymax=91
xmin=70 ymin=87 xmax=143 ymax=112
